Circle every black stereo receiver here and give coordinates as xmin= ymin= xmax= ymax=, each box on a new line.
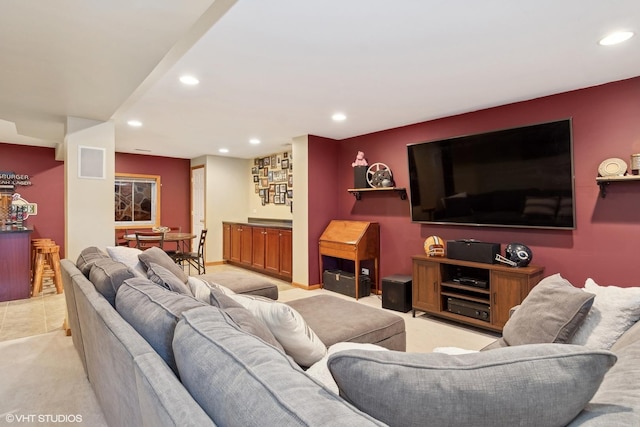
xmin=446 ymin=298 xmax=490 ymax=322
xmin=452 ymin=277 xmax=488 ymax=289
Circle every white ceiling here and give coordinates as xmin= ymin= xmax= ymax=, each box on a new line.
xmin=1 ymin=0 xmax=639 ymax=160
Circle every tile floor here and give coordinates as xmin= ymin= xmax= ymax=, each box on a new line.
xmin=0 ymin=280 xmax=66 ymax=342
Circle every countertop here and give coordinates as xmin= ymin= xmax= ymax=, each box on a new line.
xmin=224 ymin=218 xmax=292 ymax=229
xmin=0 ymin=225 xmax=33 ymax=233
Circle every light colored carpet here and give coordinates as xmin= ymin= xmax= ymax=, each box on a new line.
xmin=0 ymin=330 xmax=107 ymax=427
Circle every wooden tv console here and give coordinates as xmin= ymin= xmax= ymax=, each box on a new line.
xmin=412 ymin=255 xmax=544 ymax=332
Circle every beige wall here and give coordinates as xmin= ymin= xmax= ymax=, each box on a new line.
xmin=246 ymin=150 xmax=293 ymax=220
xmin=63 ymin=118 xmax=115 ymax=260
xmin=291 ymin=135 xmax=309 ymax=286
xmin=192 ymin=154 xmax=250 ymax=263
xmin=193 ymin=143 xmax=310 ymax=285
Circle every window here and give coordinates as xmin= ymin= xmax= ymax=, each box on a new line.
xmin=115 ymin=173 xmax=160 ymax=227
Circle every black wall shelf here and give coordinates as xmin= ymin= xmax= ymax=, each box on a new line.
xmin=347 ymin=187 xmax=407 ymax=200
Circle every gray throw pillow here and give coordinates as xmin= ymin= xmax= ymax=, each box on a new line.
xmin=147 ymin=262 xmax=192 ymax=296
xmin=503 ymin=273 xmax=595 ymax=345
xmin=209 ymin=288 xmax=284 ymax=352
xmin=76 ymin=246 xmax=110 ymax=277
xmin=173 ymin=306 xmax=384 ymax=427
xmin=89 ymin=258 xmax=135 ymax=306
xmin=116 ymin=278 xmax=206 ymax=374
xmin=138 ymin=246 xmax=189 ymax=283
xmin=328 ymin=344 xmax=617 ymax=427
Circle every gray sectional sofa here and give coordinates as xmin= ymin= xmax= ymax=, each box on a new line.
xmin=61 ymin=246 xmax=640 ymax=427
xmin=61 ymin=247 xmax=404 ymax=426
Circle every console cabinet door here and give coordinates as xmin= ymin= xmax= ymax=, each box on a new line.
xmin=278 ymin=229 xmax=292 ymax=278
xmin=490 ymin=271 xmax=528 ymax=329
xmin=412 ymin=259 xmax=440 ymax=312
xmin=230 ymin=225 xmax=243 ymax=263
xmin=252 ymin=227 xmax=266 ymax=269
xmin=240 ymin=225 xmax=253 ymax=265
xmin=264 ymin=228 xmax=280 ymax=274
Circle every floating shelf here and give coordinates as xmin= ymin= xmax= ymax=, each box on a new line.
xmin=347 ymin=187 xmax=407 ymax=200
xmin=596 ymin=175 xmax=640 ymax=198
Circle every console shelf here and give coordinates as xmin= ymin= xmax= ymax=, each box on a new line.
xmin=412 ymin=255 xmax=544 ymax=332
xmin=347 ymin=187 xmax=407 ymax=200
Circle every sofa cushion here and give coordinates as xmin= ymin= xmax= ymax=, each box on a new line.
xmin=133 ymin=352 xmax=216 ymax=427
xmin=229 ymin=293 xmax=327 ymax=366
xmin=116 ymin=278 xmax=206 ymax=374
xmin=570 ymin=278 xmax=640 ymax=350
xmin=286 ymin=294 xmax=406 ymax=351
xmin=138 ymin=246 xmax=188 ymax=283
xmin=173 ymin=306 xmax=385 ymax=427
xmin=209 ymin=287 xmax=284 ymax=351
xmin=106 ymin=245 xmax=147 ymax=277
xmin=502 ymin=273 xmax=595 ymax=346
xmin=568 ymin=321 xmax=640 ymax=426
xmin=306 ymin=342 xmax=389 ymax=394
xmin=76 ymin=246 xmax=110 ymax=277
xmin=197 ymin=269 xmax=278 ymax=299
xmin=328 ymin=344 xmax=617 ymax=427
xmin=146 ymin=262 xmax=192 ymax=296
xmin=89 ymin=258 xmax=135 ymax=306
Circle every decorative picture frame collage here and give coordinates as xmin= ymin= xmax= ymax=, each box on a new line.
xmin=252 ymin=151 xmax=292 ymax=207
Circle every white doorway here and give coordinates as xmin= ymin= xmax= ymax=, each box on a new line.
xmin=191 ymin=166 xmax=205 ymax=251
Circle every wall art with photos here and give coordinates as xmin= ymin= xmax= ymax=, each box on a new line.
xmin=252 ymin=150 xmax=293 ymax=207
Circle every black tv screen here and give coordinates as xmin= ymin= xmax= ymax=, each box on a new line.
xmin=407 ymin=119 xmax=575 ymax=229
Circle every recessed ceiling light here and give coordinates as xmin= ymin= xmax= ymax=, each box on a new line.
xmin=332 ymin=113 xmax=347 ymax=122
xmin=218 ymin=148 xmax=229 ymax=153
xmin=179 ymin=75 xmax=200 ymax=85
xmin=599 ymin=31 xmax=634 ymax=46
xmin=127 ymin=120 xmax=142 ymax=127
xmin=249 ymin=138 xmax=261 ymax=145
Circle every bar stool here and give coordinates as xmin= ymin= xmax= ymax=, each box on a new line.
xmin=32 ymin=242 xmax=63 ymax=297
xmin=31 ymin=238 xmax=53 ymax=281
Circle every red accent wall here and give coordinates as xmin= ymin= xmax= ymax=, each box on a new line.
xmin=115 ymin=153 xmax=191 ymax=234
xmin=0 ymin=145 xmax=191 ymax=257
xmin=309 ymin=76 xmax=640 ymax=288
xmin=0 ymin=143 xmax=65 ymax=255
xmin=307 ymin=136 xmax=340 ymax=283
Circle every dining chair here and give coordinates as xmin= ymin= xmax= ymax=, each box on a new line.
xmin=135 ymin=231 xmax=165 ymax=250
xmin=164 ymin=226 xmax=182 ymax=253
xmin=175 ymin=229 xmax=207 ymax=274
xmin=116 ymin=229 xmax=131 ymax=247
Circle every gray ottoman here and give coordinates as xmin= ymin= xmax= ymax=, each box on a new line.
xmin=286 ymin=295 xmax=406 ymax=351
xmin=197 ymin=270 xmax=279 ymax=300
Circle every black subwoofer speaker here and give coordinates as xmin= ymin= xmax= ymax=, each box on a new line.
xmin=382 ymin=275 xmax=412 ymax=313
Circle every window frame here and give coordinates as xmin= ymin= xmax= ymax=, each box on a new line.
xmin=114 ymin=173 xmax=161 ymax=229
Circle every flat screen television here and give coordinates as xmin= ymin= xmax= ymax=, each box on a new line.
xmin=407 ymin=119 xmax=575 ymax=229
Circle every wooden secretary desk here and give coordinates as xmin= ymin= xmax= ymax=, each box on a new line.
xmin=318 ymin=220 xmax=380 ymax=299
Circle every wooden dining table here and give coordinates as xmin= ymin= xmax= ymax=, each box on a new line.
xmin=124 ymin=232 xmax=196 ymax=252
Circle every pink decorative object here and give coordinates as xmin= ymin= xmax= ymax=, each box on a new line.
xmin=351 ymin=151 xmax=368 ymax=167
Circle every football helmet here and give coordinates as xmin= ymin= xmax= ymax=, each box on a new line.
xmin=495 ymin=242 xmax=532 ymax=267
xmin=424 ymin=235 xmax=445 ymax=257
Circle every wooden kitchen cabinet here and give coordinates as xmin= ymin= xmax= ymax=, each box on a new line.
xmin=223 ymin=221 xmax=292 ymax=281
